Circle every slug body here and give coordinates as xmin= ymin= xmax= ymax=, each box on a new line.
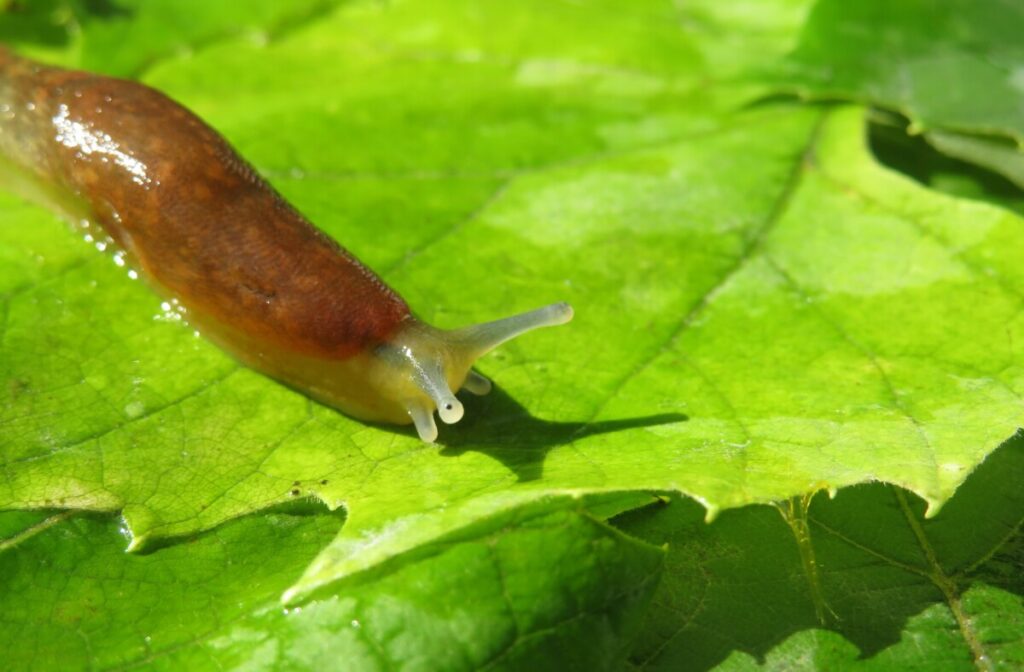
xmin=0 ymin=50 xmax=572 ymax=442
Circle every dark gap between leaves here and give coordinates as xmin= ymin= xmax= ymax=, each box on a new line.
xmin=867 ymin=110 xmax=1024 ymax=216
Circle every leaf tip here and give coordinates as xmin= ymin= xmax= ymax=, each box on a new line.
xmin=280 ymin=585 xmax=302 ymax=606
xmin=923 ymin=498 xmax=945 ymax=519
xmin=125 ymin=534 xmax=147 ymax=553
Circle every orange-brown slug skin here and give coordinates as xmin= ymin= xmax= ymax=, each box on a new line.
xmin=0 ymin=49 xmax=572 ymax=442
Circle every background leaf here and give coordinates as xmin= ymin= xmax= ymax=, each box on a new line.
xmin=867 ymin=114 xmax=1024 ymax=217
xmin=775 ymin=0 xmax=1024 ymax=142
xmin=923 ymin=131 xmax=1024 ymax=191
xmin=772 ymin=0 xmax=1024 ymax=198
xmin=617 ymin=432 xmax=1024 ymax=670
xmin=1 ymin=0 xmax=346 ymax=76
xmin=0 ymin=496 xmax=663 ymax=670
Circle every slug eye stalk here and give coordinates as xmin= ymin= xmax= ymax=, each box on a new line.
xmin=449 ymin=302 xmax=574 ymax=361
xmin=384 ymin=302 xmax=574 ymax=442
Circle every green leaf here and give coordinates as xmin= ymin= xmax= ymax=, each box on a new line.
xmin=924 ymin=131 xmax=1024 ymax=192
xmin=0 ymin=497 xmax=663 ymax=670
xmin=284 ymin=99 xmax=1024 ymax=600
xmin=3 ymin=0 xmax=1024 ymax=605
xmin=771 ymin=0 xmax=1024 ymax=209
xmin=867 ymin=115 xmax=1024 ymax=217
xmin=4 ymin=0 xmax=347 ymax=77
xmin=617 ymin=433 xmax=1024 ymax=671
xmin=3 ymin=3 xmax=1024 ymax=669
xmin=0 ymin=505 xmax=343 ymax=669
xmin=775 ymin=0 xmax=1024 ymax=143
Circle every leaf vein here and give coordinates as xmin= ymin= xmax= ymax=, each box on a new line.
xmin=1 ymin=366 xmax=239 ymax=470
xmin=571 ymin=111 xmax=828 ymax=441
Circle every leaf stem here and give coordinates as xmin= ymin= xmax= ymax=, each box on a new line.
xmin=895 ymin=489 xmax=993 ymax=672
xmin=0 ymin=510 xmax=75 ymax=553
xmin=775 ymin=491 xmax=835 ymax=625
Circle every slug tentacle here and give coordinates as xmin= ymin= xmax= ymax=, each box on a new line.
xmin=450 ymin=302 xmax=574 ymax=360
xmin=462 ymin=370 xmax=493 ymax=396
xmin=375 ymin=303 xmax=573 ymax=442
xmin=409 ymin=356 xmax=464 ymax=425
xmin=407 ymin=401 xmax=439 ymax=444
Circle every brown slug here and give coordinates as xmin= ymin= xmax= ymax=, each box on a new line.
xmin=0 ymin=48 xmax=573 ymax=442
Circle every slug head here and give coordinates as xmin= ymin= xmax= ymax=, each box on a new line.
xmin=372 ymin=302 xmax=573 ymax=442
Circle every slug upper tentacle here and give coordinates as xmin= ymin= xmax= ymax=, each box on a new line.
xmin=376 ymin=301 xmax=574 ymax=440
xmin=0 ymin=48 xmax=573 ymax=442
xmin=462 ymin=370 xmax=493 ymax=396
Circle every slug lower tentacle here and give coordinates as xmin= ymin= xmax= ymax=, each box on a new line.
xmin=0 ymin=48 xmax=573 ymax=442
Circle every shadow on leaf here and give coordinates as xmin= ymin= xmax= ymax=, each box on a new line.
xmin=434 ymin=386 xmax=688 ymax=482
xmin=130 ymin=495 xmax=345 ymax=555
